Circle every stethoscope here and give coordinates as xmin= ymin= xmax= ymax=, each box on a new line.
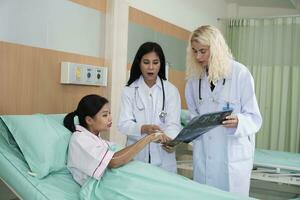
xmin=198 ymin=78 xmax=234 ymax=111
xmin=134 ymin=77 xmax=167 ymax=123
xmin=198 ymin=78 xmax=226 ymax=101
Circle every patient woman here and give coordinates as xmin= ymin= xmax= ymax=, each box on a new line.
xmin=63 ymin=94 xmax=244 ymax=200
xmin=64 ymin=94 xmax=164 ymax=185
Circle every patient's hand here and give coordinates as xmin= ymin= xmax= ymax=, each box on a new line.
xmin=155 ymin=132 xmax=171 ymax=144
xmin=149 ymin=132 xmax=170 ymax=144
xmin=149 ymin=133 xmax=175 ymax=153
xmin=149 ymin=132 xmax=163 ymax=143
xmin=141 ymin=124 xmax=162 ymax=135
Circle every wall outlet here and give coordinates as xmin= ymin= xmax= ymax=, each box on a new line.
xmin=61 ymin=62 xmax=107 ymax=86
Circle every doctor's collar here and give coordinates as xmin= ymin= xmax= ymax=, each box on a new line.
xmin=203 ymin=70 xmax=232 ymax=81
xmin=136 ymin=75 xmax=163 ymax=89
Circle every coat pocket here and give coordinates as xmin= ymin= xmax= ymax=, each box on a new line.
xmin=228 ymin=137 xmax=253 ymax=162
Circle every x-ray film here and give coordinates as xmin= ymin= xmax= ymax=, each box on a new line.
xmin=167 ymin=109 xmax=233 ymax=147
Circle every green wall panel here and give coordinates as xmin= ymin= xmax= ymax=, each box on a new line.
xmin=128 ymin=22 xmax=187 ymax=72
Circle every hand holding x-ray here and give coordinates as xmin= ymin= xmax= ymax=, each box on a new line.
xmin=162 ymin=144 xmax=175 ymax=153
xmin=222 ymin=114 xmax=239 ymax=128
xmin=166 ymin=109 xmax=233 ymax=147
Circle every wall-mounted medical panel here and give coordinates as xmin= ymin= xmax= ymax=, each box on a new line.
xmin=61 ymin=62 xmax=107 ymax=86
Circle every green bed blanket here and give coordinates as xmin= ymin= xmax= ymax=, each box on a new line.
xmin=80 ymin=160 xmax=251 ymax=200
xmin=0 ymin=114 xmax=252 ymax=200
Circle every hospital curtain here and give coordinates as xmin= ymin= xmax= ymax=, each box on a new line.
xmin=225 ymin=16 xmax=300 ymax=153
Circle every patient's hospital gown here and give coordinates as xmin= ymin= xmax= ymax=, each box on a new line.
xmin=67 ymin=125 xmax=249 ymax=200
xmin=67 ymin=125 xmax=115 ymax=186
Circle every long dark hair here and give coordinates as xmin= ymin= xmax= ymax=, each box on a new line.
xmin=63 ymin=94 xmax=109 ymax=132
xmin=126 ymin=42 xmax=167 ymax=86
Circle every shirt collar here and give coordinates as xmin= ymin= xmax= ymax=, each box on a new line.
xmin=75 ymin=125 xmax=101 ymax=139
xmin=137 ymin=75 xmax=162 ymax=90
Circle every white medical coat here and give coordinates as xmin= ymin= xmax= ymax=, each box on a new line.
xmin=185 ymin=60 xmax=262 ymax=196
xmin=67 ymin=125 xmax=115 ymax=186
xmin=118 ymin=76 xmax=181 ymax=173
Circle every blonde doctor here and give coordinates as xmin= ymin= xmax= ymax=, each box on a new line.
xmin=185 ymin=26 xmax=262 ymax=196
xmin=118 ymin=42 xmax=181 ymax=173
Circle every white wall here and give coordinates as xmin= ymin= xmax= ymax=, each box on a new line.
xmin=127 ymin=0 xmax=300 ymax=32
xmin=0 ymin=0 xmax=105 ymax=57
xmin=237 ymin=6 xmax=300 ymax=17
xmin=127 ymin=0 xmax=227 ymax=31
xmin=236 ymin=0 xmax=300 ymax=17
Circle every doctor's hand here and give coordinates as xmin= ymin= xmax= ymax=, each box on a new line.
xmin=222 ymin=115 xmax=239 ymax=128
xmin=162 ymin=144 xmax=176 ymax=153
xmin=159 ymin=134 xmax=175 ymax=153
xmin=141 ymin=124 xmax=162 ymax=135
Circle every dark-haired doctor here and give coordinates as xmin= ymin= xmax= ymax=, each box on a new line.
xmin=118 ymin=42 xmax=181 ymax=173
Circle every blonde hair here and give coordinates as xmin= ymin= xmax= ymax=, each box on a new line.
xmin=186 ymin=25 xmax=233 ymax=83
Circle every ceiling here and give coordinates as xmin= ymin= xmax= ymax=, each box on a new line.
xmin=225 ymin=0 xmax=300 ymax=9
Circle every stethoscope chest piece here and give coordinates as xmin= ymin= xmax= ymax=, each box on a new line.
xmin=159 ymin=110 xmax=167 ymax=123
xmin=198 ymin=97 xmax=204 ymax=105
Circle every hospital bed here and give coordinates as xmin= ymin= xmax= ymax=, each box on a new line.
xmin=176 ymin=145 xmax=300 ymax=199
xmin=251 ymin=149 xmax=300 ymax=199
xmin=177 ymin=109 xmax=300 ymax=199
xmin=0 ymin=114 xmax=80 ymax=200
xmin=0 ymin=114 xmax=251 ymax=200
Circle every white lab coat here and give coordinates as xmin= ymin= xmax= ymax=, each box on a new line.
xmin=118 ymin=76 xmax=181 ymax=173
xmin=185 ymin=60 xmax=262 ymax=196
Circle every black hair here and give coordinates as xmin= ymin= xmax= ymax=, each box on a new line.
xmin=126 ymin=42 xmax=167 ymax=86
xmin=63 ymin=94 xmax=109 ymax=132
